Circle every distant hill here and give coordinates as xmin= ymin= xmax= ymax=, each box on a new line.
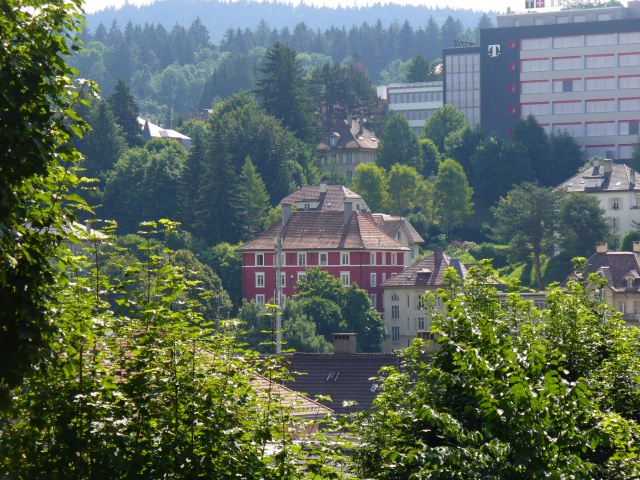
xmin=86 ymin=0 xmax=496 ymax=43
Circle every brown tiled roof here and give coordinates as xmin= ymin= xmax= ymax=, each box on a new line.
xmin=252 ymin=374 xmax=333 ymax=419
xmin=381 ymin=248 xmax=468 ymax=288
xmin=316 ymin=119 xmax=379 ymax=152
xmin=285 ymin=353 xmax=398 ymax=414
xmin=279 ymin=185 xmax=364 ymax=211
xmin=372 ymin=213 xmax=425 ymax=245
xmin=566 ymin=250 xmax=640 ymax=292
xmin=557 ymin=162 xmax=637 ymax=192
xmin=238 ymin=211 xmax=410 ymax=252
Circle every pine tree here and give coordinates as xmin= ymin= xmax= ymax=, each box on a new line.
xmin=177 ymin=131 xmax=205 ymax=231
xmin=107 ymin=79 xmax=143 ymax=148
xmin=238 ymin=156 xmax=271 ymax=241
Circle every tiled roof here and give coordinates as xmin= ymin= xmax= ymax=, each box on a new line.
xmin=381 ymin=248 xmax=468 ymax=288
xmin=252 ymin=374 xmax=333 ymax=420
xmin=372 ymin=213 xmax=425 ymax=245
xmin=280 ymin=185 xmax=364 ymax=211
xmin=557 ymin=162 xmax=637 ymax=192
xmin=238 ymin=211 xmax=410 ymax=252
xmin=566 ymin=250 xmax=640 ymax=292
xmin=285 ymin=353 xmax=398 ymax=414
xmin=317 ymin=119 xmax=379 ymax=151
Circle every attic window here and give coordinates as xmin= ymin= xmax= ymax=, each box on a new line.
xmin=326 ymin=372 xmax=339 ymax=381
xmin=568 ymin=182 xmax=574 ymax=187
xmin=580 ymin=179 xmax=586 ymax=185
xmin=615 ymin=181 xmax=622 ymax=188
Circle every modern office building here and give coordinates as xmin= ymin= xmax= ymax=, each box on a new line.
xmin=443 ymin=48 xmax=482 ymax=127
xmin=444 ymin=2 xmax=640 ymax=160
xmin=384 ymin=82 xmax=444 ymax=134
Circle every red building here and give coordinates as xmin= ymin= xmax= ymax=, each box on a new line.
xmin=237 ymin=203 xmax=410 ymax=313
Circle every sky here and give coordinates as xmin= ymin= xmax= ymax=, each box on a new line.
xmin=82 ymin=0 xmax=522 ymax=15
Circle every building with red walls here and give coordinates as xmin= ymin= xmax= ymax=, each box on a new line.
xmin=237 ymin=203 xmax=410 ymax=313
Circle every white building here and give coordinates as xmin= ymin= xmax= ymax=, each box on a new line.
xmin=384 ymin=82 xmax=444 ymax=134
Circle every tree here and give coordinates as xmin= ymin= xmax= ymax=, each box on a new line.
xmin=422 ymin=104 xmax=467 ymax=153
xmin=632 ymin=140 xmax=640 ymax=173
xmin=293 ymin=267 xmax=384 ymax=352
xmin=351 ymin=163 xmax=388 ymax=213
xmin=106 ymin=79 xmax=144 ymax=148
xmin=419 ymin=137 xmax=441 ymax=177
xmin=351 ymin=263 xmax=640 ymax=478
xmin=492 ymin=183 xmax=563 ymax=290
xmin=386 ymin=163 xmax=421 ymax=215
xmin=201 ymin=242 xmax=243 ymax=312
xmin=433 ymin=158 xmax=473 ymax=238
xmin=255 ymin=42 xmax=318 ymax=143
xmin=558 ymin=193 xmax=610 ymax=259
xmin=402 ymin=54 xmax=430 ymax=83
xmin=238 ymin=156 xmax=271 ymax=241
xmin=621 ymin=229 xmax=640 ymax=252
xmin=545 ymin=130 xmax=586 ymax=187
xmin=513 ymin=114 xmax=549 ymax=185
xmin=444 ymin=124 xmax=485 ymax=173
xmin=0 ymin=0 xmax=92 ymax=407
xmin=376 ymin=113 xmax=422 ymax=172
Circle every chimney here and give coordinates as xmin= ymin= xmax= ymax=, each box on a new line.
xmin=596 ymin=242 xmax=608 ymax=253
xmin=604 ymin=158 xmax=613 ymax=175
xmin=319 ymin=180 xmax=328 ymax=193
xmin=344 ymin=202 xmax=353 ymax=225
xmin=282 ymin=203 xmax=292 ymax=226
xmin=346 ymin=113 xmax=352 ymax=126
xmin=434 ymin=247 xmax=443 ymax=265
xmin=634 ymin=241 xmax=640 ymax=253
xmin=631 ymin=169 xmax=636 ymax=186
xmin=332 ymin=333 xmax=357 ymax=354
xmin=358 ymin=113 xmax=364 ymax=135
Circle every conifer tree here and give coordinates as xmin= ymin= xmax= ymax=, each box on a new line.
xmin=238 ymin=156 xmax=271 ymax=241
xmin=107 ymin=79 xmax=144 ymax=148
xmin=177 ymin=131 xmax=206 ymax=231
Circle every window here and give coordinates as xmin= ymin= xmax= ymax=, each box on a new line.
xmin=255 ymin=294 xmax=265 ymax=307
xmin=255 ymin=273 xmax=265 ymax=288
xmin=370 ymin=273 xmax=377 ymax=288
xmin=585 ymin=99 xmax=615 ymax=113
xmin=303 ymin=203 xmax=311 ymax=211
xmin=521 ymin=80 xmax=549 ymax=95
xmin=508 ymin=62 xmax=516 ymax=71
xmin=417 ymin=317 xmax=425 ymax=330
xmin=340 ymin=271 xmax=350 ymax=287
xmin=620 ymin=75 xmax=640 ymax=89
xmin=297 ymin=271 xmax=306 ymax=281
xmin=319 ymin=252 xmax=328 ymax=266
xmin=346 ymin=170 xmax=354 ymax=179
xmin=553 ymin=123 xmax=583 ymax=136
xmin=586 ymin=122 xmax=615 ymax=137
xmin=610 ymin=198 xmax=621 ymax=210
xmin=553 ymin=101 xmax=582 ymax=115
xmin=370 ymin=252 xmax=376 ymax=265
xmin=553 ymin=35 xmax=583 ymax=48
xmin=521 ymin=103 xmax=550 ymax=116
xmin=346 ymin=152 xmax=353 ymax=164
xmin=370 ymin=294 xmax=377 ymax=308
xmin=620 ymin=32 xmax=640 ymax=44
xmin=521 ymin=58 xmax=548 ymax=72
xmin=552 ymin=78 xmax=582 ymax=93
xmin=255 ymin=253 xmax=264 ymax=266
xmin=392 ymin=326 xmax=400 ymax=342
xmin=619 ymin=53 xmax=640 ymax=67
xmin=553 ymin=56 xmax=581 ymax=70
xmin=521 ymin=37 xmax=550 ymax=50
xmin=620 ymin=121 xmax=640 ymax=136
xmin=585 ymin=33 xmax=616 ymax=46
xmin=341 ymin=252 xmax=349 ymax=265
xmin=612 ymin=217 xmax=620 ymax=230
xmin=382 ymin=273 xmax=387 ymax=283
xmin=585 ymin=55 xmax=615 ymax=69
xmin=407 ymin=295 xmax=411 ymax=308
xmin=391 ymin=305 xmax=400 ymax=319
xmin=586 ymin=77 xmax=615 ymax=91
xmin=627 ymin=278 xmax=634 ymax=288
xmin=619 ymin=98 xmax=640 ymax=112
xmin=280 ymin=273 xmax=286 ymax=288
xmin=435 ymin=297 xmax=442 ymax=309
xmin=619 ymin=301 xmax=627 ymax=314
xmin=391 ymin=293 xmax=399 ymax=302
xmin=298 ymin=253 xmax=306 ymax=266
xmin=391 ymin=253 xmax=397 ymax=266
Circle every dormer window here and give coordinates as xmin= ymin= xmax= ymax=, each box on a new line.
xmin=628 ymin=278 xmax=634 ymax=288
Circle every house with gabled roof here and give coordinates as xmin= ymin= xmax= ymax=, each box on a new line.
xmin=237 ymin=203 xmax=410 ymax=313
xmin=380 ymin=248 xmax=469 ymax=352
xmin=137 ymin=116 xmax=191 ymax=150
xmin=371 ymin=213 xmax=425 ymax=263
xmin=279 ymin=181 xmax=369 ymax=213
xmin=565 ymin=241 xmax=640 ymax=325
xmin=284 ymin=334 xmax=398 ymax=414
xmin=317 ymin=116 xmax=379 ymax=181
xmin=557 ymin=158 xmax=640 ymax=239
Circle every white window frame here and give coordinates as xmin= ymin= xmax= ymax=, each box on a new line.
xmin=255 ymin=294 xmax=265 ymax=307
xmin=340 ymin=271 xmax=350 ymax=287
xmin=391 ymin=326 xmax=400 ymax=342
xmin=391 ymin=305 xmax=400 ymax=319
xmin=280 ymin=272 xmax=286 ymax=288
xmin=370 ymin=294 xmax=377 ymax=308
xmin=370 ymin=252 xmax=376 ymax=265
xmin=298 ymin=253 xmax=306 ymax=266
xmin=341 ymin=252 xmax=350 ymax=265
xmin=417 ymin=317 xmax=425 ymax=330
xmin=255 ymin=253 xmax=264 ymax=266
xmin=297 ymin=271 xmax=306 ymax=282
xmin=391 ymin=252 xmax=397 ymax=266
xmin=255 ymin=272 xmax=265 ymax=288
xmin=319 ymin=252 xmax=328 ymax=266
xmin=370 ymin=272 xmax=377 ymax=288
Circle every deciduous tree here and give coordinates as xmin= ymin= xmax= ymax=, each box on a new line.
xmin=422 ymin=104 xmax=467 ymax=153
xmin=433 ymin=158 xmax=473 ymax=238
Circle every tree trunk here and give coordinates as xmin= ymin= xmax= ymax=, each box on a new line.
xmin=534 ymin=248 xmax=545 ymax=291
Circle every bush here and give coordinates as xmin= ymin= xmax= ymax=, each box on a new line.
xmin=468 ymin=242 xmax=509 ymax=268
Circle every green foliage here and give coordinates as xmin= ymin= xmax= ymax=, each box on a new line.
xmin=558 ymin=192 xmax=611 ymax=260
xmin=513 ymin=114 xmax=549 ymax=185
xmin=351 ymin=163 xmax=389 ymax=213
xmin=107 ymin=79 xmax=144 ymax=148
xmin=201 ymin=242 xmax=243 ymax=312
xmin=545 ymin=130 xmax=585 ymax=187
xmin=376 ymin=114 xmax=423 ymax=172
xmin=1 ymin=222 xmax=329 ymax=478
xmin=444 ymin=124 xmax=485 ymax=174
xmin=349 ymin=263 xmax=640 ymax=478
xmin=468 ymin=243 xmax=509 ymax=268
xmin=433 ymin=158 xmax=473 ymax=238
xmin=492 ymin=183 xmax=564 ymax=290
xmin=621 ymin=229 xmax=640 ymax=252
xmin=386 ymin=163 xmax=422 ymax=215
xmin=419 ymin=137 xmax=442 ymax=177
xmin=293 ymin=267 xmax=384 ymax=352
xmin=0 ymin=0 xmax=94 ymax=407
xmin=238 ymin=156 xmax=271 ymax=241
xmin=402 ymin=54 xmax=433 ymax=83
xmin=422 ymin=104 xmax=467 ymax=153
